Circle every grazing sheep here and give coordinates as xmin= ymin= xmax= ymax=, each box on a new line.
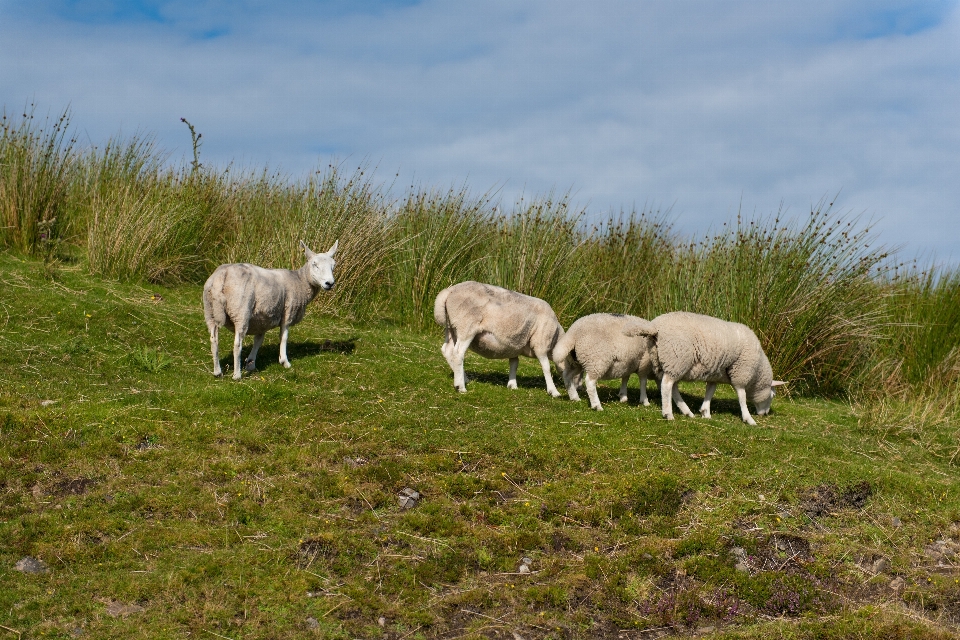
xmin=552 ymin=313 xmax=658 ymax=410
xmin=203 ymin=240 xmax=338 ymax=379
xmin=433 ymin=281 xmax=564 ymax=396
xmin=649 ymin=311 xmax=785 ymax=425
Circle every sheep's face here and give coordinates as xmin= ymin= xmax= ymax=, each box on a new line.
xmin=753 ymin=387 xmax=774 ymax=415
xmin=302 ymin=240 xmax=338 ymax=290
xmin=753 ymin=380 xmax=785 ymax=415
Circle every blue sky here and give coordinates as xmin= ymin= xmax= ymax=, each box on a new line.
xmin=2 ymin=1 xmax=960 ymax=261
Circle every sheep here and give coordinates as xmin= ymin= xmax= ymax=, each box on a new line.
xmin=433 ymin=281 xmax=564 ymax=396
xmin=552 ymin=313 xmax=658 ymax=410
xmin=202 ymin=240 xmax=338 ymax=380
xmin=648 ymin=311 xmax=785 ymax=425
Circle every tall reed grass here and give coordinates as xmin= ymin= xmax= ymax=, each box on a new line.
xmin=0 ymin=106 xmax=75 ymax=253
xmin=3 ymin=106 xmax=960 ymax=405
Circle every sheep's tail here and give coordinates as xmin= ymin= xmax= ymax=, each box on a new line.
xmin=433 ymin=287 xmax=451 ymax=327
xmin=622 ymin=318 xmax=657 ymax=338
xmin=202 ymin=270 xmax=229 ymax=329
xmin=551 ymin=331 xmax=574 ymax=365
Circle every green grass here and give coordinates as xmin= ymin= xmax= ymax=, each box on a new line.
xmin=2 ymin=253 xmax=959 ymax=639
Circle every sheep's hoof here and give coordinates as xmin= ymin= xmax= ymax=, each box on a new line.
xmin=567 ymin=393 xmax=580 ymax=402
xmin=663 ymin=413 xmax=674 ymax=420
xmin=281 ymin=361 xmax=292 ymax=369
xmin=213 ymin=371 xmax=223 ymax=378
xmin=245 ymin=360 xmax=257 ymax=372
xmin=549 ymin=390 xmax=561 ymax=398
xmin=456 ymin=386 xmax=467 ymax=393
xmin=641 ymin=400 xmax=650 ymax=406
xmin=591 ymin=404 xmax=603 ymax=411
xmin=699 ymin=410 xmax=711 ymax=419
xmin=619 ymin=396 xmax=628 ymax=403
xmin=744 ymin=417 xmax=757 ymax=426
xmin=507 ymin=381 xmax=518 ymax=390
xmin=232 ymin=372 xmax=243 ymax=381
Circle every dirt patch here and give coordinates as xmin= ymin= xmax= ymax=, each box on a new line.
xmin=53 ymin=477 xmax=96 ymax=496
xmin=296 ymin=536 xmax=336 ymax=569
xmin=799 ymin=481 xmax=872 ymax=517
xmin=753 ymin=533 xmax=814 ymax=571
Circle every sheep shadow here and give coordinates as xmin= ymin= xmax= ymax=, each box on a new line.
xmin=466 ymin=371 xmax=550 ymax=391
xmin=217 ymin=338 xmax=356 ymax=373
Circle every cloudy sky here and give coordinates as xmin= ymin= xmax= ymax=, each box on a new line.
xmin=2 ymin=1 xmax=959 ymax=260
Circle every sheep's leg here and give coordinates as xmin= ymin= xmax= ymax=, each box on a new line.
xmin=507 ymin=358 xmax=519 ymax=389
xmin=245 ymin=334 xmax=264 ymax=371
xmin=450 ymin=334 xmax=474 ymax=393
xmin=586 ymin=374 xmax=603 ymax=411
xmin=619 ymin=375 xmax=630 ymax=403
xmin=700 ymin=382 xmax=717 ymax=418
xmin=638 ymin=374 xmax=650 ymax=406
xmin=672 ymin=384 xmax=696 ymax=418
xmin=232 ymin=326 xmax=247 ymax=380
xmin=735 ymin=386 xmax=757 ymax=425
xmin=210 ymin=325 xmax=222 ymax=377
xmin=441 ymin=327 xmax=455 ymax=363
xmin=279 ymin=325 xmax=292 ymax=368
xmin=660 ymin=375 xmax=675 ymax=420
xmin=537 ymin=354 xmax=562 ymax=397
xmin=562 ymin=362 xmax=581 ymax=401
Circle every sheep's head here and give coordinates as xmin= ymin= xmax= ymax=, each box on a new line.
xmin=753 ymin=380 xmax=786 ymax=415
xmin=300 ymin=240 xmax=338 ymax=290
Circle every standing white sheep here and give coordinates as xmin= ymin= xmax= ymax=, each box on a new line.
xmin=552 ymin=313 xmax=658 ymax=410
xmin=649 ymin=311 xmax=785 ymax=425
xmin=202 ymin=240 xmax=338 ymax=380
xmin=433 ymin=281 xmax=564 ymax=396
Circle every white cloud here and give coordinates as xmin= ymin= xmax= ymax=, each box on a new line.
xmin=2 ymin=0 xmax=959 ymax=259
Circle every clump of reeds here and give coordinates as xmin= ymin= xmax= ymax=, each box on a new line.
xmin=0 ymin=106 xmax=75 ymax=253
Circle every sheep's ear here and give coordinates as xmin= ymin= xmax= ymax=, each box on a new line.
xmin=771 ymin=380 xmax=787 ymax=387
xmin=326 ymin=239 xmax=338 ymax=257
xmin=300 ymin=240 xmax=315 ymax=259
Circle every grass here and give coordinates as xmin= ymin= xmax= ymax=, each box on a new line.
xmin=2 ymin=252 xmax=959 ymax=639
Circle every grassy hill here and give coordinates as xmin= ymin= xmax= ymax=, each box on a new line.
xmin=2 ymin=252 xmax=959 ymax=639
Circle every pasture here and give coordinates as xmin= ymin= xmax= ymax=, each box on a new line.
xmin=1 ymin=252 xmax=958 ymax=639
xmin=2 ymin=107 xmax=959 ymax=638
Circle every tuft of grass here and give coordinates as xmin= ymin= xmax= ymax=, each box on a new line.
xmin=0 ymin=106 xmax=75 ymax=254
xmin=126 ymin=345 xmax=173 ymax=373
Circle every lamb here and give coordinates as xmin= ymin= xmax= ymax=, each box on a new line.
xmin=649 ymin=311 xmax=785 ymax=425
xmin=552 ymin=313 xmax=658 ymax=410
xmin=433 ymin=281 xmax=564 ymax=396
xmin=202 ymin=240 xmax=338 ymax=380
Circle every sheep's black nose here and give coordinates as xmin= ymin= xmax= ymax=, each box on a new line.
xmin=323 ymin=280 xmax=335 ymax=290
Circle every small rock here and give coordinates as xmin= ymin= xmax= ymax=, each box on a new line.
xmin=924 ymin=544 xmax=944 ymax=561
xmin=398 ymin=487 xmax=421 ymax=510
xmin=735 ymin=561 xmax=750 ymax=574
xmin=305 ymin=616 xmax=319 ymax=629
xmin=890 ymin=517 xmax=902 ymax=528
xmin=378 ymin=616 xmax=386 ymax=627
xmin=730 ymin=547 xmax=747 ymax=560
xmin=889 ymin=576 xmax=905 ymax=591
xmin=40 ymin=400 xmax=56 ymax=407
xmin=15 ymin=556 xmax=48 ymax=574
xmin=872 ymin=557 xmax=890 ymax=573
xmin=518 ymin=564 xmax=530 ymax=574
xmin=69 ymin=627 xmax=84 ymax=638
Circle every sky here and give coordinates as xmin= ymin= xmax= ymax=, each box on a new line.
xmin=2 ymin=0 xmax=959 ymax=261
